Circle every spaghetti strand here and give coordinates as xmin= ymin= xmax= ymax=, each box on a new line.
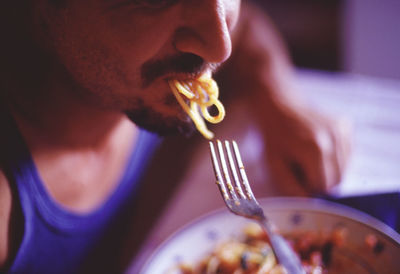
xmin=169 ymin=75 xmax=225 ymax=139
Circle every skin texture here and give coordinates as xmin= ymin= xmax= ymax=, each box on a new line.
xmin=0 ymin=0 xmax=350 ymax=271
xmin=0 ymin=172 xmax=12 ymax=268
xmin=31 ymin=0 xmax=240 ymax=135
xmin=0 ymin=0 xmax=241 ymax=270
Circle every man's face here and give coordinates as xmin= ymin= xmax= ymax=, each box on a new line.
xmin=37 ymin=0 xmax=241 ymax=135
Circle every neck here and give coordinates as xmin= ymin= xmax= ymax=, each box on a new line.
xmin=8 ymin=75 xmax=138 ymax=152
xmin=4 ymin=70 xmax=143 ymax=214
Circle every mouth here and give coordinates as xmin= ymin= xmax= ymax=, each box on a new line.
xmin=140 ymin=53 xmax=219 ymax=88
xmin=163 ymin=70 xmax=212 ymax=83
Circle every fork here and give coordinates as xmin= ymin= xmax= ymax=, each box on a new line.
xmin=209 ymin=140 xmax=305 ymax=274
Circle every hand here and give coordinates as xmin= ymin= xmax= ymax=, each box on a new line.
xmin=262 ymin=103 xmax=352 ymax=196
xmin=217 ymin=1 xmax=352 ymax=195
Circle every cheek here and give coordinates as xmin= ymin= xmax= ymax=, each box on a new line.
xmin=47 ymin=6 xmax=179 ymax=111
xmin=80 ymin=18 xmax=173 ymax=91
xmin=47 ymin=13 xmax=132 ymax=94
xmin=107 ymin=9 xmax=177 ymax=63
xmin=53 ymin=29 xmax=177 ymax=110
xmin=55 ymin=32 xmax=134 ymax=97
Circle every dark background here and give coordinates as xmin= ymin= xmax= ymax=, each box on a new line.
xmin=252 ymin=0 xmax=343 ymax=71
xmin=252 ymin=0 xmax=400 ymax=80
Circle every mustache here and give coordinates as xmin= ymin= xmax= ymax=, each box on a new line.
xmin=140 ymin=53 xmax=220 ymax=88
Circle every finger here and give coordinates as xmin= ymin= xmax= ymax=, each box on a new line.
xmin=331 ymin=117 xmax=353 ymax=179
xmin=268 ymin=156 xmax=309 ymax=196
xmin=321 ymin=148 xmax=339 ymax=190
xmin=319 ymin=117 xmax=352 ymax=190
xmin=292 ymin=144 xmax=327 ymax=194
xmin=291 ymin=135 xmax=338 ymax=194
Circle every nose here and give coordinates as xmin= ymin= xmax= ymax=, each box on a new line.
xmin=173 ymin=0 xmax=237 ymax=64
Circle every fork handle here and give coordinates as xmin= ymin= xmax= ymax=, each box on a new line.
xmin=258 ymin=218 xmax=306 ymax=274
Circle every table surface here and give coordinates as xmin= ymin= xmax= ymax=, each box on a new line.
xmin=127 ymin=69 xmax=400 ymax=273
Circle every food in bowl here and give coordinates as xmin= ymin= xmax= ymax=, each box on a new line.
xmin=139 ymin=198 xmax=400 ymax=274
xmin=168 ymin=222 xmax=352 ymax=274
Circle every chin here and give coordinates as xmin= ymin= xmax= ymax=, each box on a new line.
xmin=124 ymin=108 xmax=195 ymax=137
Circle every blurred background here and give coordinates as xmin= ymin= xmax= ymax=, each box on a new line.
xmin=253 ymin=0 xmax=400 ymax=80
xmin=246 ymin=0 xmax=400 ymax=197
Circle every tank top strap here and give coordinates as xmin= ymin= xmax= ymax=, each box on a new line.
xmin=1 ymin=111 xmax=163 ymax=273
xmin=1 ymin=112 xmax=162 ymax=233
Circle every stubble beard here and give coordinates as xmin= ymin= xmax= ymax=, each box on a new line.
xmin=129 ymin=53 xmax=220 ymax=137
xmin=124 ymin=96 xmax=196 ymax=137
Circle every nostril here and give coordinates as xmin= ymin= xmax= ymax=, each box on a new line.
xmin=173 ymin=0 xmax=233 ymax=64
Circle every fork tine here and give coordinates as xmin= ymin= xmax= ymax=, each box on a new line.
xmin=224 ymin=141 xmax=247 ymax=199
xmin=209 ymin=141 xmax=230 ymax=201
xmin=211 ymin=141 xmax=305 ymax=274
xmin=231 ymin=140 xmax=256 ymax=200
xmin=216 ymin=140 xmax=238 ymax=200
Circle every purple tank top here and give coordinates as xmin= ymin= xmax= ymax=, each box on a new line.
xmin=3 ymin=120 xmax=160 ymax=273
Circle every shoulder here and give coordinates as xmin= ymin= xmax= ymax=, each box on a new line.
xmin=0 ymin=107 xmax=19 ymax=269
xmin=0 ymin=169 xmax=12 ymax=270
xmin=0 ymin=163 xmax=24 ymax=272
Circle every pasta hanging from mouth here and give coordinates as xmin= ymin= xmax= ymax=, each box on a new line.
xmin=168 ymin=75 xmax=225 ymax=139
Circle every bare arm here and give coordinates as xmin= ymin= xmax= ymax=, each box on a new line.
xmin=0 ymin=171 xmax=13 ymax=271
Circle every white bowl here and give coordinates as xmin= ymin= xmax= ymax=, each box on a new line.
xmin=140 ymin=197 xmax=400 ymax=274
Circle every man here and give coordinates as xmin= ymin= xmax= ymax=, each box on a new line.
xmin=0 ymin=0 xmax=349 ymax=273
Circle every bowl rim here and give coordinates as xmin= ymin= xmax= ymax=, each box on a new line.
xmin=257 ymin=197 xmax=400 ymax=243
xmin=139 ymin=197 xmax=400 ymax=273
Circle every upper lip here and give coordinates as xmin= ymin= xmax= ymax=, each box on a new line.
xmin=163 ymin=70 xmax=210 ymax=82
